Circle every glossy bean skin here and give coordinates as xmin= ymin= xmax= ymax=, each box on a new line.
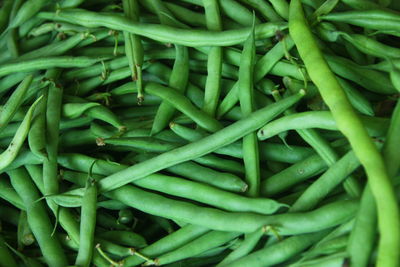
xmin=132 ymin=173 xmax=286 ymax=215
xmin=8 ymin=168 xmax=68 ymax=267
xmin=289 ymin=1 xmax=400 ymax=266
xmin=108 ymin=184 xmax=358 ymax=234
xmin=39 ymin=9 xmax=287 ymax=46
xmin=98 ymin=91 xmax=304 ymax=192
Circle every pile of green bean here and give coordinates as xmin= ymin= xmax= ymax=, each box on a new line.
xmin=0 ymin=0 xmax=400 ymax=266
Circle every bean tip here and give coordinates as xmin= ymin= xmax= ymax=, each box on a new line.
xmin=96 ymin=138 xmax=105 ymax=146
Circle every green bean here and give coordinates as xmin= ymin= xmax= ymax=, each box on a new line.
xmin=8 ymin=168 xmax=68 ymax=267
xmin=18 ymin=34 xmax=52 ymax=55
xmin=321 ymin=9 xmax=400 ymax=33
xmin=223 ymin=231 xmax=329 ymax=267
xmin=217 ymin=228 xmax=265 ymax=266
xmin=123 ymin=0 xmax=145 ymax=104
xmin=290 ymin=151 xmax=360 ymax=212
xmin=348 ymin=94 xmax=400 ymax=267
xmin=75 ymin=176 xmax=98 ymax=267
xmin=192 ymin=154 xmax=244 ymax=174
xmin=7 ymin=0 xmax=50 ymax=30
xmin=0 ymin=56 xmax=103 ymax=78
xmin=339 ymin=32 xmax=400 ymax=59
xmin=258 ymin=111 xmax=389 ymax=140
xmin=0 ymin=96 xmax=42 ymax=171
xmin=109 ymin=184 xmax=358 ymax=234
xmin=238 ymin=23 xmax=260 ymax=196
xmin=0 ymin=150 xmax=42 ymax=174
xmin=0 ymin=234 xmax=18 ymax=267
xmin=97 ymin=91 xmax=304 ymax=192
xmin=219 ymin=0 xmax=262 ymax=26
xmin=151 ymin=46 xmax=189 ymax=135
xmin=241 ymin=0 xmax=284 ymax=21
xmin=25 ymin=21 xmax=54 ymax=37
xmin=304 ymin=235 xmax=349 ymax=260
xmin=102 ymin=137 xmax=178 ymax=153
xmin=28 ymin=88 xmax=47 ymax=159
xmin=131 ymin=152 xmax=247 ymax=192
xmin=289 ymin=1 xmax=400 ymax=266
xmin=337 ymin=77 xmax=375 ymax=116
xmin=0 ymin=75 xmax=33 ymax=131
xmin=39 ymin=9 xmax=287 ymax=46
xmin=155 ymin=231 xmax=241 ymax=265
xmin=0 ymin=178 xmax=24 ymax=210
xmin=132 ymin=173 xmax=285 ymax=214
xmin=324 ymin=54 xmax=397 ymax=95
xmin=382 ymin=98 xmax=400 ymax=177
xmin=42 ymin=69 xmax=62 ymax=217
xmin=201 ymin=0 xmax=223 ymax=118
xmin=17 ymin=33 xmax=85 ymax=61
xmin=4 ymin=0 xmax=23 ymax=59
xmin=97 ymin=231 xmax=147 ymax=248
xmin=261 ymin=154 xmax=328 ymax=196
xmin=165 ymin=2 xmax=206 ymax=27
xmin=122 ymin=224 xmax=209 ymax=266
xmin=347 ymin=185 xmax=376 ymax=267
xmin=97 ymin=200 xmax=129 ymax=210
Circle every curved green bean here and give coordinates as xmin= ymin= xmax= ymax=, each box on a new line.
xmin=289 ymin=1 xmax=400 ymax=266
